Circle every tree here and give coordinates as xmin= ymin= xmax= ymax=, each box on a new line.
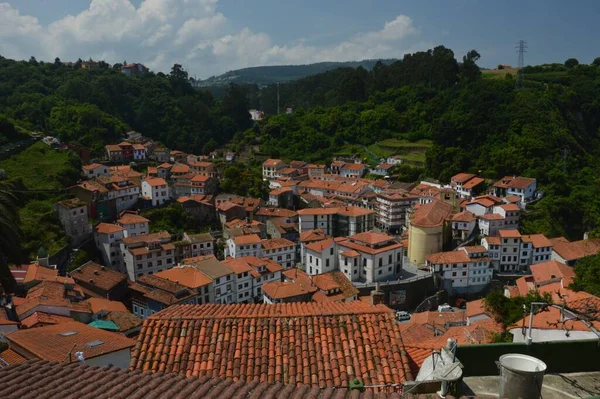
xmin=221 ymin=84 xmax=252 ymax=130
xmin=484 ymin=289 xmax=553 ymax=332
xmin=460 ymin=50 xmax=481 ymax=81
xmin=592 ymin=57 xmax=600 ymax=67
xmin=497 ymin=64 xmax=505 ymax=70
xmin=570 ymin=254 xmax=600 ymax=296
xmin=54 ymin=57 xmax=61 ymax=66
xmin=0 ymin=183 xmax=22 ymax=294
xmin=564 ymin=58 xmax=579 ymax=68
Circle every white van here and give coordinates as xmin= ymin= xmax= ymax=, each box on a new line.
xmin=396 ymin=311 xmax=411 ymax=322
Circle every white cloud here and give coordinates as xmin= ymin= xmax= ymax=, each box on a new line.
xmin=0 ymin=1 xmax=424 ymax=77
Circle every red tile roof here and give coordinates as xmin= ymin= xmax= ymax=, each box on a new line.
xmin=117 ymin=213 xmax=149 ymax=225
xmin=154 ymin=266 xmax=213 ymax=288
xmin=144 ymin=177 xmax=167 ymax=187
xmin=497 ymin=203 xmax=520 ymax=212
xmin=0 ymin=349 xmax=26 ymax=365
xmin=410 ymin=310 xmax=467 ymax=327
xmin=462 ymin=177 xmax=485 ymax=190
xmin=427 ymin=250 xmax=471 ymax=264
xmin=451 ymin=173 xmax=476 ymax=183
xmin=5 ymin=321 xmax=135 ymax=363
xmin=521 ymin=234 xmax=552 ymax=248
xmin=304 ymin=238 xmax=335 ymax=253
xmin=83 ymin=298 xmax=128 ymax=314
xmin=530 ymin=260 xmax=575 ymax=286
xmin=22 ymin=264 xmax=74 ymax=285
xmin=349 ymin=231 xmax=394 ymax=246
xmin=0 ymin=360 xmax=416 ymax=399
xmin=498 ymin=229 xmax=521 ymax=238
xmin=131 ymin=302 xmax=413 ymax=389
xmin=95 ymin=223 xmax=124 ymax=235
xmin=410 ymin=201 xmax=453 ymax=228
xmin=452 ymin=211 xmax=476 ymax=222
xmin=19 ymin=312 xmax=73 ymax=329
xmin=261 ymin=238 xmax=295 ymax=250
xmin=480 ymin=213 xmax=504 ymax=221
xmin=232 ymin=234 xmax=262 ymax=245
xmin=550 ymin=237 xmax=600 ymax=262
xmin=466 ymin=299 xmax=488 ymax=318
xmin=71 ymin=262 xmax=128 ymax=292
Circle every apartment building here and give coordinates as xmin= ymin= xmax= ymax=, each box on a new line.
xmin=116 ymin=212 xmax=149 ymax=237
xmin=482 ymin=230 xmax=553 ymax=273
xmin=261 ymin=238 xmax=296 ymax=269
xmin=82 ymin=163 xmax=109 ymax=179
xmin=54 ymin=198 xmax=93 ymax=245
xmin=491 ymin=176 xmax=537 ymax=203
xmin=376 ymin=190 xmax=419 ymax=232
xmin=191 ymin=257 xmax=236 ymax=304
xmin=450 ymin=173 xmax=485 ymax=199
xmin=303 ymin=232 xmax=404 ymax=283
xmin=297 ymin=206 xmax=375 ymax=237
xmin=426 ymin=246 xmax=492 ymax=294
xmin=120 ymin=231 xmax=175 ymax=281
xmin=226 ymin=234 xmax=263 ymax=258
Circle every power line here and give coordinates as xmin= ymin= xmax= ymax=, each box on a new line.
xmin=516 ymin=40 xmax=527 ymax=88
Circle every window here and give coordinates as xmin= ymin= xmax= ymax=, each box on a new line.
xmin=137 ymin=264 xmax=143 ymax=270
xmin=378 ymin=258 xmax=382 ymax=267
xmin=309 ymin=267 xmax=313 ymax=274
xmin=166 ymin=258 xmax=172 ymax=264
xmin=452 ymin=272 xmax=457 ymax=277
xmin=147 ymin=262 xmax=152 ymax=267
xmin=462 ymin=271 xmax=467 ymax=276
xmin=157 ymin=260 xmax=162 ymax=266
xmin=316 ymin=259 xmax=319 ymax=266
xmin=378 ymin=270 xmax=382 ymax=275
xmin=330 ymin=248 xmax=333 ymax=255
xmin=388 ymin=255 xmax=392 ymax=264
xmin=309 ymin=255 xmax=313 ymax=263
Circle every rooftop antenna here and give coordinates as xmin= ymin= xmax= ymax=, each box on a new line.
xmin=516 ymin=40 xmax=527 ymax=88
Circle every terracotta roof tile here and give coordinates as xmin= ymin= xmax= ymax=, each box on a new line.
xmin=466 ymin=299 xmax=488 ymax=318
xmin=22 ymin=264 xmax=74 ymax=285
xmin=426 ymin=251 xmax=471 ymax=264
xmin=0 ymin=360 xmax=412 ymax=399
xmin=261 ymin=238 xmax=295 ymax=250
xmin=304 ymin=238 xmax=335 ymax=253
xmin=480 ymin=213 xmax=504 ymax=221
xmin=19 ymin=312 xmax=73 ymax=329
xmin=117 ymin=213 xmax=150 ymax=225
xmin=144 ymin=177 xmax=167 ymax=187
xmin=0 ymin=349 xmax=26 ymax=365
xmin=103 ymin=311 xmax=143 ymax=333
xmin=451 ymin=173 xmax=476 ymax=183
xmin=521 ymin=234 xmax=552 ymax=248
xmin=130 ymin=302 xmax=412 ymax=390
xmin=83 ymin=298 xmax=128 ymax=314
xmin=530 ymin=260 xmax=575 ymax=286
xmin=349 ymin=231 xmax=395 ymax=246
xmin=5 ymin=321 xmax=135 ymax=363
xmin=410 ymin=201 xmax=453 ymax=228
xmin=299 ymin=229 xmax=328 ymax=243
xmin=451 ymin=211 xmax=476 ymax=222
xmin=95 ymin=223 xmax=124 ymax=235
xmin=462 ymin=177 xmax=485 ymax=190
xmin=232 ymin=234 xmax=262 ymax=245
xmin=498 ymin=229 xmax=521 ymax=238
xmin=154 ymin=266 xmax=213 ymax=289
xmin=71 ymin=261 xmax=128 ymax=292
xmin=550 ymin=237 xmax=600 ymax=262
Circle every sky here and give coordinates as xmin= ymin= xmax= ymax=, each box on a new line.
xmin=1 ymin=0 xmax=599 ymax=78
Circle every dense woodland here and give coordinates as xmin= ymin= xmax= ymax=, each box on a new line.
xmin=0 ymin=47 xmax=600 ymax=260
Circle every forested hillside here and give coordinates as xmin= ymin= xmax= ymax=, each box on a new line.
xmin=1 ymin=48 xmax=600 ymax=241
xmin=0 ymin=58 xmax=251 ymax=155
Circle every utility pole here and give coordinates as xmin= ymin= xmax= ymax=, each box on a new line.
xmin=277 ymin=82 xmax=280 ymax=115
xmin=516 ymin=40 xmax=527 ymax=88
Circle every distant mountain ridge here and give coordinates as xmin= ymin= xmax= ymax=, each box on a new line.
xmin=197 ymin=59 xmax=396 ymax=87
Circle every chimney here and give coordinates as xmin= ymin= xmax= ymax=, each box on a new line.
xmin=100 ymin=266 xmax=105 ymax=271
xmin=370 ymin=282 xmax=385 ymax=306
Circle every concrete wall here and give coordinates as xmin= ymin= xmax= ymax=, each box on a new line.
xmin=408 ymin=224 xmax=444 ymax=265
xmin=86 ymin=348 xmax=131 ymax=369
xmin=356 ymin=275 xmax=436 ymax=311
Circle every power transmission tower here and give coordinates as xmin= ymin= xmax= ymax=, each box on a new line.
xmin=516 ymin=40 xmax=527 ymax=88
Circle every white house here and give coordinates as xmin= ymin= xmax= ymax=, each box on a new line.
xmin=116 ymin=212 xmax=150 ymax=237
xmin=142 ymin=178 xmax=169 ymax=207
xmin=261 ymin=238 xmax=296 ymax=269
xmin=493 ymin=203 xmax=520 ymax=230
xmin=120 ymin=231 xmax=175 ymax=281
xmin=339 ymin=163 xmax=366 ymax=178
xmin=262 ymin=159 xmax=286 ymax=180
xmin=82 ymin=163 xmax=109 ymax=179
xmin=226 ymin=234 xmax=263 ymax=258
xmin=465 ymin=197 xmax=496 ymax=216
xmin=491 ymin=176 xmax=537 ymax=203
xmin=371 ymin=163 xmax=395 ymax=176
xmin=132 ymin=144 xmax=147 ymax=160
xmin=478 ymin=213 xmax=505 ymax=236
xmin=451 ymin=173 xmax=485 ymax=199
xmin=451 ymin=211 xmax=477 ymax=241
xmin=304 ymin=239 xmax=337 ymax=275
xmin=94 ymin=223 xmax=125 ymax=272
xmin=426 ymin=246 xmax=492 ymax=295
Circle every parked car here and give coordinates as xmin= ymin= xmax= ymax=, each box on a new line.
xmin=396 ymin=311 xmax=411 ymax=322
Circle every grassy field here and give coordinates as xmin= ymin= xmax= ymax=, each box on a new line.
xmin=482 ymin=68 xmax=520 ymax=79
xmin=0 ymin=141 xmax=81 ymax=191
xmin=334 ymin=138 xmax=431 ymax=167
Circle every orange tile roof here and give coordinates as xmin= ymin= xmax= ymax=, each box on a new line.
xmin=255 ymin=207 xmax=297 ymax=218
xmin=497 ymin=203 xmax=520 ymax=212
xmin=130 ymin=302 xmax=413 ymax=389
xmin=5 ymin=321 xmax=135 ymax=363
xmin=530 ymin=260 xmax=575 ymax=286
xmin=462 ymin=245 xmax=487 ymax=254
xmin=340 ymin=249 xmax=360 ymax=257
xmin=550 ymin=237 xmax=600 ymax=262
xmin=480 ymin=213 xmax=504 ymax=221
xmin=514 ymin=306 xmax=590 ymax=331
xmin=262 ymin=279 xmax=317 ymax=299
xmin=398 ymin=324 xmax=436 ymax=346
xmin=263 ymin=158 xmax=285 ymax=167
xmin=426 ymin=250 xmax=471 ymax=264
xmin=0 ymin=307 xmax=18 ymax=326
xmin=452 ymin=211 xmax=476 ymax=222
xmin=515 ymin=275 xmax=536 ymax=296
xmin=468 ymin=198 xmax=495 ymax=208
xmin=170 ymin=164 xmax=190 ymax=174
xmin=341 ymin=163 xmax=365 ymax=171
xmin=154 ymin=266 xmax=213 ymax=289
xmin=144 ymin=177 xmax=167 ymax=187
xmin=466 ymin=299 xmax=488 ymax=318
xmin=410 ymin=310 xmax=467 ymax=327
xmin=0 ymin=349 xmax=26 ymax=365
xmin=19 ymin=312 xmax=74 ymax=329
xmin=95 ymin=223 xmax=124 ymax=235
xmin=23 ymin=264 xmax=74 ymax=285
xmin=349 ymin=231 xmax=394 ymax=246
xmin=221 ymin=258 xmax=255 ymax=275
xmin=121 ymin=231 xmax=171 ymax=246
xmin=498 ymin=229 xmax=521 ymax=238
xmin=410 ymin=201 xmax=453 ymax=228
xmin=483 ymin=236 xmax=501 ymax=245
xmin=404 ymin=346 xmax=435 ymax=377
xmin=451 ymin=173 xmax=476 ymax=183
xmin=83 ymin=298 xmax=128 ymax=314
xmin=261 ymin=238 xmax=295 ymax=250
xmin=462 ymin=177 xmax=485 ymax=190
xmin=82 ymin=163 xmax=104 ymax=170
xmin=117 ymin=213 xmax=150 ymax=225
xmin=521 ymin=234 xmax=552 ymax=248
xmin=504 ymin=194 xmax=522 ymax=203
xmin=304 ymin=238 xmax=335 ymax=253
xmin=232 ymin=234 xmax=262 ymax=245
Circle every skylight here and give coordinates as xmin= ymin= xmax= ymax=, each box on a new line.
xmin=59 ymin=331 xmax=78 ymax=337
xmin=85 ymin=340 xmax=105 ymax=347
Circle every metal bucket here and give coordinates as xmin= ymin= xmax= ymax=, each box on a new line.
xmin=498 ymin=354 xmax=547 ymax=399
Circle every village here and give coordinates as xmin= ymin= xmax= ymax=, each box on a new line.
xmin=1 ymin=129 xmax=599 ymax=398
